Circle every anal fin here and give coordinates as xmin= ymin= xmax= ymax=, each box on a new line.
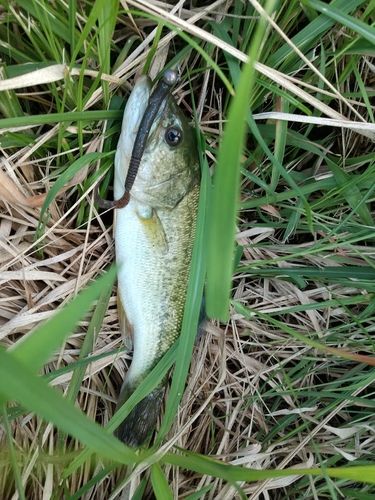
xmin=117 ymin=289 xmax=134 ymax=350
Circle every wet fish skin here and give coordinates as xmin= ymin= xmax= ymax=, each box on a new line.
xmin=114 ymin=75 xmax=200 ymax=447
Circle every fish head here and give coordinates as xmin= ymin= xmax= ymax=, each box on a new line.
xmin=114 ymin=76 xmax=152 ymax=201
xmin=130 ymin=93 xmax=200 ymax=210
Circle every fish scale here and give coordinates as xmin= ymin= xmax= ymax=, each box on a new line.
xmin=113 ymin=74 xmax=200 ymax=447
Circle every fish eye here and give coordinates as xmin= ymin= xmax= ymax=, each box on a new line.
xmin=165 ymin=127 xmax=182 ymax=147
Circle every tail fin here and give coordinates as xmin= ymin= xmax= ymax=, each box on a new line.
xmin=114 ymin=381 xmax=166 ymax=448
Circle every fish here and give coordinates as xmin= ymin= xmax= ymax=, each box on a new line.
xmin=113 ymin=73 xmax=200 ymax=447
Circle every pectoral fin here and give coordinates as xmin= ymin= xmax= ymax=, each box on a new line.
xmin=135 ymin=203 xmax=169 ymax=254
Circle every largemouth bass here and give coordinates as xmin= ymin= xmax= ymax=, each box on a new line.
xmin=114 ymin=74 xmax=200 ymax=447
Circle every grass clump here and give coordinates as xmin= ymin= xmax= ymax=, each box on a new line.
xmin=1 ymin=0 xmax=375 ymax=498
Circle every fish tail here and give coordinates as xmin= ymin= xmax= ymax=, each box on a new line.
xmin=114 ymin=380 xmax=166 ymax=448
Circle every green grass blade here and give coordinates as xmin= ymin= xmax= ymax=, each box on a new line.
xmin=251 ymin=309 xmax=375 ymax=366
xmin=143 ymin=22 xmax=165 ymax=75
xmin=271 ymin=97 xmax=288 ymax=191
xmin=305 ymin=0 xmax=375 ymax=45
xmin=351 ymin=59 xmax=375 ymax=123
xmin=133 ymin=11 xmax=234 ymax=94
xmin=98 ymin=0 xmax=118 ymax=106
xmin=234 ymin=266 xmax=375 ymax=281
xmin=62 ymin=343 xmax=179 ymax=479
xmin=206 ymin=0 xmax=278 ymax=321
xmin=108 ymin=341 xmax=178 ymax=433
xmin=184 ymin=485 xmax=213 ymax=500
xmin=69 ymin=0 xmax=106 ymax=65
xmin=0 ymin=347 xmax=136 ymax=464
xmin=283 ymin=197 xmax=304 ymax=242
xmin=9 ymin=266 xmax=116 ymax=373
xmin=269 ymin=0 xmax=364 ymax=68
xmin=68 ymin=0 xmax=77 ymax=53
xmin=151 ymin=462 xmax=174 ymax=500
xmin=128 ymin=477 xmax=148 ymax=500
xmin=66 ymin=275 xmax=114 ymax=403
xmin=0 ymin=109 xmax=122 ymax=131
xmin=66 ymin=464 xmax=118 ymax=500
xmin=0 ymin=67 xmax=24 ymax=118
xmin=1 ymin=406 xmax=26 ymax=500
xmin=38 ymin=151 xmax=108 ymax=228
xmin=156 ymin=152 xmax=210 ymax=443
xmin=164 ymin=450 xmax=375 ymax=484
xmin=327 ymin=158 xmax=373 ymax=226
